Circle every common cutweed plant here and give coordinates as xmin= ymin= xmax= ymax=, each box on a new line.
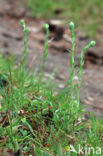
xmin=0 ymin=19 xmax=103 ymax=156
xmin=20 ymin=19 xmax=29 ymax=102
xmin=39 ymin=23 xmax=49 ymax=84
xmin=68 ymin=21 xmax=96 ymax=117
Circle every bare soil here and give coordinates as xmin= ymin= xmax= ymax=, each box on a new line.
xmin=0 ymin=0 xmax=103 ymax=117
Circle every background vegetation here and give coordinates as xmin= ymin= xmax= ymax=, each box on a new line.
xmin=27 ymin=0 xmax=103 ymax=37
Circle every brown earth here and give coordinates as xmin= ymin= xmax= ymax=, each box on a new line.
xmin=0 ymin=0 xmax=103 ymax=117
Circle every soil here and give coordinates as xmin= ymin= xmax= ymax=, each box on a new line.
xmin=0 ymin=0 xmax=103 ymax=118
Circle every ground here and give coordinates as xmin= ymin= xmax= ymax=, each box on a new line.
xmin=0 ymin=0 xmax=103 ymax=117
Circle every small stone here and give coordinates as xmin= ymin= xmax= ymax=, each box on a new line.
xmin=58 ymin=84 xmax=64 ymax=88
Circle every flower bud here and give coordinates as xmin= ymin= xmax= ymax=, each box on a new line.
xmin=44 ymin=24 xmax=49 ymax=30
xmin=69 ymin=21 xmax=75 ymax=30
xmin=20 ymin=19 xmax=25 ymax=28
xmin=90 ymin=41 xmax=96 ymax=47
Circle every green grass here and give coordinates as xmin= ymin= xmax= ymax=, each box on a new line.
xmin=0 ymin=20 xmax=103 ymax=155
xmin=27 ymin=0 xmax=103 ymax=37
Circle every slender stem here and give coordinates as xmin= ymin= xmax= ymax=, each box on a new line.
xmin=71 ymin=27 xmax=75 ymax=99
xmin=20 ymin=20 xmax=29 ymax=104
xmin=39 ymin=24 xmax=49 ymax=84
xmin=69 ymin=22 xmax=75 ymax=111
xmin=77 ymin=41 xmax=96 ymax=105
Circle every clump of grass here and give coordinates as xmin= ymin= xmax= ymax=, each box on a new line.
xmin=0 ymin=19 xmax=103 ymax=156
